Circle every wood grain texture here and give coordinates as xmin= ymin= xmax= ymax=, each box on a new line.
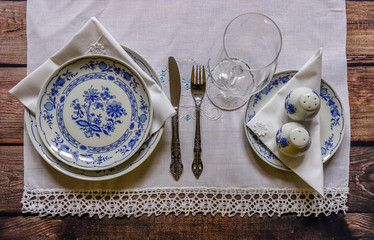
xmin=0 ymin=1 xmax=26 ymax=65
xmin=0 ymin=214 xmax=370 ymax=240
xmin=0 ymin=0 xmax=373 ymax=239
xmin=0 ymin=67 xmax=25 ymax=144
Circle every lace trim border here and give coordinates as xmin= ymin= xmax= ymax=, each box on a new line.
xmin=21 ymin=186 xmax=348 ymax=218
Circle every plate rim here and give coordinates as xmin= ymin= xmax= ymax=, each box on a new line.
xmin=35 ymin=54 xmax=153 ymax=170
xmin=244 ymin=70 xmax=345 ymax=171
xmin=25 ymin=47 xmax=162 ymax=180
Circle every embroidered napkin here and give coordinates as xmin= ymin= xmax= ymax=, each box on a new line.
xmin=9 ymin=17 xmax=175 ymax=134
xmin=247 ymin=49 xmax=324 ymax=197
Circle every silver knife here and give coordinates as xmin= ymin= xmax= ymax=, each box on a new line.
xmin=169 ymin=57 xmax=183 ymax=180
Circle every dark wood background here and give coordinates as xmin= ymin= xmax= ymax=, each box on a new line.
xmin=0 ymin=1 xmax=373 ymax=239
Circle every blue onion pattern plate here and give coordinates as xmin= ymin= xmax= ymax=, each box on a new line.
xmin=36 ymin=55 xmax=152 ymax=170
xmin=26 ymin=47 xmax=163 ymax=180
xmin=244 ymin=70 xmax=345 ymax=171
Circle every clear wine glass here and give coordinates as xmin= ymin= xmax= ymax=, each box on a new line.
xmin=207 ymin=12 xmax=282 ymax=110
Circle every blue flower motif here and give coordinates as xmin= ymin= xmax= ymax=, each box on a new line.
xmin=279 ymin=137 xmax=289 ymax=148
xmin=84 ymin=128 xmax=94 ymax=138
xmin=285 ymin=103 xmax=296 ymax=114
xmin=139 ymin=114 xmax=147 ymax=123
xmin=103 ymin=121 xmax=115 ymax=133
xmin=128 ymin=139 xmax=137 ymax=149
xmin=100 ymin=88 xmax=113 ymax=101
xmin=94 ymin=102 xmax=104 ymax=110
xmin=331 ymin=108 xmax=339 ymax=117
xmin=106 ymin=101 xmax=126 ymax=118
xmin=320 ymin=87 xmax=328 ymax=96
xmin=123 ymin=72 xmax=132 ymax=81
xmin=93 ymin=115 xmax=102 ymax=125
xmin=184 ymin=114 xmax=191 ymax=121
xmin=113 ymin=67 xmax=121 ymax=75
xmin=60 ymin=144 xmax=70 ymax=152
xmin=56 ymin=76 xmax=66 ymax=87
xmin=83 ymin=87 xmax=100 ymax=103
xmin=44 ymin=102 xmax=54 ymax=111
xmin=135 ymin=129 xmax=142 ymax=137
xmin=51 ymin=88 xmax=58 ymax=96
xmin=99 ymin=61 xmax=107 ymax=70
xmin=328 ymin=99 xmax=335 ymax=106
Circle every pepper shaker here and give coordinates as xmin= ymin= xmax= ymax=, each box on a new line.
xmin=285 ymin=87 xmax=321 ymax=121
xmin=276 ymin=122 xmax=312 ymax=157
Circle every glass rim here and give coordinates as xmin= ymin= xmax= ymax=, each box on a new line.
xmin=222 ymin=12 xmax=283 ymax=71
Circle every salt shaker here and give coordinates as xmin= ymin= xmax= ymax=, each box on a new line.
xmin=276 ymin=122 xmax=311 ymax=157
xmin=285 ymin=87 xmax=320 ymax=121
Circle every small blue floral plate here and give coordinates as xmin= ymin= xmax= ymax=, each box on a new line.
xmin=244 ymin=70 xmax=345 ymax=171
xmin=36 ymin=55 xmax=153 ymax=170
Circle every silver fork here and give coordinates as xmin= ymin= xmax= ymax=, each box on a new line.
xmin=191 ymin=65 xmax=206 ymax=178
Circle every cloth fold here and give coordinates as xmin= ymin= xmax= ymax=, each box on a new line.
xmin=247 ymin=49 xmax=324 ymax=197
xmin=9 ymin=17 xmax=175 ymax=134
xmin=15 ymin=0 xmax=350 ymax=218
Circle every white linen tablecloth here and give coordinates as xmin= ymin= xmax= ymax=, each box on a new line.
xmin=21 ymin=0 xmax=350 ymax=218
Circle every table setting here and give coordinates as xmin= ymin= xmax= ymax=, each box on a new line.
xmin=9 ymin=0 xmax=350 ymax=218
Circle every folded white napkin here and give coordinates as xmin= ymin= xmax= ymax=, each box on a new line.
xmin=246 ymin=49 xmax=324 ymax=197
xmin=9 ymin=17 xmax=175 ymax=134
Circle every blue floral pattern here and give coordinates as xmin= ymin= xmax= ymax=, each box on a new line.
xmin=70 ymin=86 xmax=127 ymax=139
xmin=276 ymin=127 xmax=289 ymax=149
xmin=284 ymin=92 xmax=296 ymax=115
xmin=37 ymin=56 xmax=152 ymax=170
xmin=244 ymin=71 xmax=345 ymax=171
xmin=320 ymin=87 xmax=341 ymax=130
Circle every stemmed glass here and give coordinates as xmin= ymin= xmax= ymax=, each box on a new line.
xmin=207 ymin=12 xmax=282 ymax=110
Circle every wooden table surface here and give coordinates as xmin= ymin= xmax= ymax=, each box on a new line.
xmin=1 ymin=1 xmax=373 ymax=239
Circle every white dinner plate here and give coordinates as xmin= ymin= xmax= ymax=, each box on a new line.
xmin=244 ymin=70 xmax=345 ymax=171
xmin=36 ymin=55 xmax=152 ymax=170
xmin=26 ymin=47 xmax=163 ymax=180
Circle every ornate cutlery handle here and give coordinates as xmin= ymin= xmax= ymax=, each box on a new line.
xmin=170 ymin=110 xmax=183 ymax=179
xmin=192 ymin=105 xmax=203 ymax=178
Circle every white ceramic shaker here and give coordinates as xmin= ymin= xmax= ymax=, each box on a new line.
xmin=276 ymin=122 xmax=311 ymax=157
xmin=284 ymin=87 xmax=321 ymax=121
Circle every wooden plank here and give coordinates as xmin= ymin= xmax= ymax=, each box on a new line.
xmin=0 ymin=1 xmax=26 ymax=65
xmin=0 ymin=67 xmax=25 ymax=144
xmin=0 ymin=146 xmax=23 ymax=212
xmin=0 ymin=213 xmax=372 ymax=239
xmin=346 ymin=1 xmax=374 ymax=65
xmin=347 ymin=66 xmax=374 ymax=142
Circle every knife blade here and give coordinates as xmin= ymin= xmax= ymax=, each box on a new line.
xmin=168 ymin=56 xmax=183 ymax=180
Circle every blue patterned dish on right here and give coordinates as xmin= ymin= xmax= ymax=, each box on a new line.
xmin=244 ymin=70 xmax=345 ymax=171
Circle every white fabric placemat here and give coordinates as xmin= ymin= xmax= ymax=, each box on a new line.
xmin=20 ymin=0 xmax=350 ymax=218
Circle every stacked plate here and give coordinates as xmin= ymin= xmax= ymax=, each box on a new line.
xmin=25 ymin=47 xmax=163 ymax=180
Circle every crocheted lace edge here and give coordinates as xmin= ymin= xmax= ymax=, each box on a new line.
xmin=21 ymin=186 xmax=348 ymax=218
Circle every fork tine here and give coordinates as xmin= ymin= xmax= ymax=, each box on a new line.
xmin=191 ymin=65 xmax=195 ymax=84
xmin=199 ymin=66 xmax=202 ymax=84
xmin=195 ymin=65 xmax=199 ymax=85
xmin=202 ymin=66 xmax=206 ymax=84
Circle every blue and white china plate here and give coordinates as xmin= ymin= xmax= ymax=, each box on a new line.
xmin=26 ymin=47 xmax=163 ymax=180
xmin=244 ymin=70 xmax=345 ymax=171
xmin=36 ymin=55 xmax=153 ymax=170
